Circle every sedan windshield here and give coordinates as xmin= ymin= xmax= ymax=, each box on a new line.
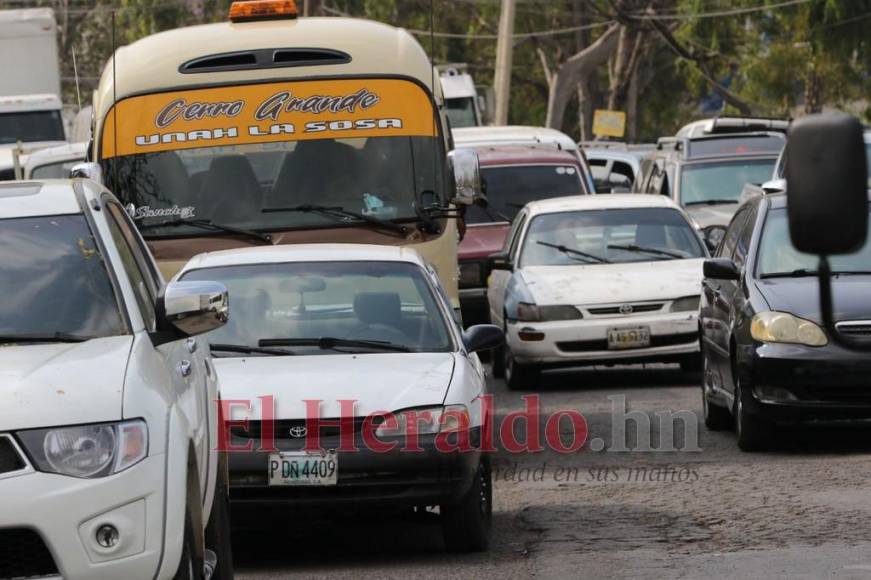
xmin=757 ymin=208 xmax=871 ymax=277
xmin=680 ymin=159 xmax=776 ymax=206
xmin=520 ymin=207 xmax=705 ymax=267
xmin=0 ymin=214 xmax=124 ymax=340
xmin=181 ymin=261 xmax=452 ymax=354
xmin=102 ymin=136 xmax=444 ymax=237
xmin=465 ymin=165 xmax=584 ymax=224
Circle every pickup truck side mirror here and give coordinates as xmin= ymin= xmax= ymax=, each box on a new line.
xmin=70 ymin=162 xmax=102 ymax=183
xmin=785 ymin=113 xmax=869 ymax=349
xmin=448 ymin=148 xmax=486 ymax=207
xmin=153 ymin=281 xmax=229 ymax=346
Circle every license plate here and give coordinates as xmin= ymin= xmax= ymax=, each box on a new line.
xmin=607 ymin=326 xmax=651 ymax=350
xmin=268 ymin=451 xmax=338 ymax=486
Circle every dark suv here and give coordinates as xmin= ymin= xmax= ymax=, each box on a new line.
xmin=633 ymin=132 xmax=785 ymax=236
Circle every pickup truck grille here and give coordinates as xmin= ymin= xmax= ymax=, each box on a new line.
xmin=0 ymin=528 xmax=59 ymax=580
xmin=0 ymin=436 xmax=25 ymax=475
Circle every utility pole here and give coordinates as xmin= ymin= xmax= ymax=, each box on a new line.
xmin=303 ymin=0 xmax=310 ymax=16
xmin=493 ymin=0 xmax=516 ymax=126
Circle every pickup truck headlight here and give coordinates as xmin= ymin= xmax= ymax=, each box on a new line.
xmin=375 ymin=405 xmax=469 ymax=437
xmin=750 ymin=311 xmax=828 ymax=347
xmin=517 ymin=302 xmax=582 ymax=322
xmin=17 ymin=420 xmax=148 ymax=478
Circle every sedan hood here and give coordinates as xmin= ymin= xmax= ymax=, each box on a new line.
xmin=0 ymin=336 xmax=133 ymax=431
xmin=757 ymin=276 xmax=871 ymax=323
xmin=685 ymin=204 xmax=739 ymax=229
xmin=214 ymin=353 xmax=456 ymax=420
xmin=521 ymin=259 xmax=704 ymax=306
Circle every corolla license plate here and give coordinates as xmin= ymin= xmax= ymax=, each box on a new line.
xmin=268 ymin=451 xmax=337 ymax=486
xmin=607 ymin=326 xmax=651 ymax=350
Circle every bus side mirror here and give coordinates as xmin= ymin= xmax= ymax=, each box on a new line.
xmin=448 ymin=148 xmax=486 ymax=206
xmin=785 ymin=113 xmax=867 ymax=254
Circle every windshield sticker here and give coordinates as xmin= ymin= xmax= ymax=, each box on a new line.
xmin=133 ymin=205 xmax=196 ymax=221
xmin=101 ymin=79 xmax=436 ymax=158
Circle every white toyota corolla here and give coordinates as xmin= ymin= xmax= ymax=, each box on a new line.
xmin=0 ymin=180 xmax=233 ymax=580
xmin=176 ymin=244 xmax=503 ymax=553
xmin=487 ymin=195 xmax=707 ymax=389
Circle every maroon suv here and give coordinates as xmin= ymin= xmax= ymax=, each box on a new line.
xmin=460 ymin=145 xmax=591 ymax=324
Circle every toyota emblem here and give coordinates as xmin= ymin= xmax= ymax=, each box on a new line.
xmin=619 ymin=304 xmax=634 ymax=315
xmin=288 ymin=426 xmax=308 ymax=438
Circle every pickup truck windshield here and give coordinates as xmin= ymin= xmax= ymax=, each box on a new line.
xmin=0 ymin=215 xmax=123 ymax=340
xmin=0 ymin=111 xmax=65 ymax=144
xmin=680 ymin=159 xmax=776 ymax=206
xmin=466 ymin=165 xmax=584 ymax=224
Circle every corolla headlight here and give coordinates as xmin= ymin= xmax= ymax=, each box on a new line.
xmin=17 ymin=420 xmax=148 ymax=478
xmin=516 ymin=302 xmax=582 ymax=322
xmin=671 ymin=296 xmax=701 ymax=312
xmin=750 ymin=311 xmax=828 ymax=347
xmin=375 ymin=405 xmax=469 ymax=437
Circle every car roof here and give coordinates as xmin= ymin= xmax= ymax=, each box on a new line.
xmin=180 ymin=243 xmax=429 ymax=273
xmin=524 ymin=193 xmax=679 ymax=216
xmin=452 ymin=125 xmax=578 ymax=151
xmin=0 ymin=180 xmax=94 ymax=218
xmin=473 ymin=145 xmax=581 ymax=167
xmin=584 ymin=148 xmax=643 ymax=165
xmin=24 ymin=142 xmax=88 ymax=168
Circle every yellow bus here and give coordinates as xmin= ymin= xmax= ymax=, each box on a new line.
xmin=84 ymin=0 xmax=481 ymax=309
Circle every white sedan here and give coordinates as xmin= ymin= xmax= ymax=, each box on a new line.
xmin=176 ymin=244 xmax=503 ymax=552
xmin=487 ymin=195 xmax=707 ymax=389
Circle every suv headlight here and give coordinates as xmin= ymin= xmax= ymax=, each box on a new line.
xmin=750 ymin=311 xmax=828 ymax=347
xmin=671 ymin=296 xmax=701 ymax=312
xmin=516 ymin=302 xmax=582 ymax=322
xmin=375 ymin=405 xmax=469 ymax=437
xmin=17 ymin=420 xmax=148 ymax=478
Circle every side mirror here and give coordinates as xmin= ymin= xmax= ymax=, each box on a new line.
xmin=155 ymin=281 xmax=229 ymax=344
xmin=785 ymin=113 xmax=867 ymax=255
xmin=761 ymin=178 xmax=785 ymax=194
xmin=701 ymin=225 xmax=726 ymax=254
xmin=462 ymin=324 xmax=504 ymax=353
xmin=486 ymin=252 xmax=513 ymax=274
xmin=70 ymin=161 xmax=102 ymax=183
xmin=448 ymin=148 xmax=485 ymax=206
xmin=703 ymin=258 xmax=740 ymax=280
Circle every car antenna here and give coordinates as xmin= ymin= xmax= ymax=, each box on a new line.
xmin=72 ymin=46 xmax=82 ymax=113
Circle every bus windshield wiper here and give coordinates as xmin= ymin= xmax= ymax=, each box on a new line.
xmin=259 ymin=337 xmax=411 ymax=353
xmin=759 ymin=268 xmax=819 ymax=279
xmin=684 ymin=199 xmax=739 ymax=207
xmin=536 ymin=240 xmax=611 ymax=264
xmin=0 ymin=332 xmax=93 ymax=344
xmin=607 ymin=243 xmax=684 ymax=260
xmin=210 ymin=343 xmax=296 ymax=356
xmin=139 ymin=218 xmax=273 ymax=244
xmin=263 ymin=205 xmax=408 ymax=236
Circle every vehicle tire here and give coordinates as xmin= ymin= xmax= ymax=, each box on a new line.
xmin=205 ymin=453 xmax=234 ymax=580
xmin=504 ymin=349 xmax=539 ymax=391
xmin=734 ymin=380 xmax=770 ymax=452
xmin=701 ymin=352 xmax=731 ymax=431
xmin=174 ymin=505 xmax=204 ymax=580
xmin=441 ymin=458 xmax=492 ymax=553
xmin=680 ymin=353 xmax=703 ymax=374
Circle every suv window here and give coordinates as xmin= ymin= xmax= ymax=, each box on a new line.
xmin=0 ymin=214 xmax=124 ymax=338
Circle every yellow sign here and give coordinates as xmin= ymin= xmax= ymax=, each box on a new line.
xmin=101 ymin=78 xmax=436 ymax=158
xmin=592 ymin=110 xmax=626 ymax=138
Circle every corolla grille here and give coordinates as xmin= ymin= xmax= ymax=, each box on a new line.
xmin=586 ymin=302 xmax=665 ymax=316
xmin=0 ymin=435 xmax=26 ymax=476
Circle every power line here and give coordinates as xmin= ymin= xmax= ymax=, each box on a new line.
xmin=628 ymin=0 xmax=812 ymax=21
xmin=408 ymin=20 xmax=613 ymax=40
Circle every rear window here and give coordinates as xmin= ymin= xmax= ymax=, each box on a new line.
xmin=0 ymin=215 xmax=124 ymax=339
xmin=687 ymin=136 xmax=784 ymax=157
xmin=466 ymin=164 xmax=584 ymax=224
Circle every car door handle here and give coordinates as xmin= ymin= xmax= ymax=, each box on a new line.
xmin=177 ymin=360 xmax=193 ymax=378
xmin=185 ymin=337 xmax=198 ymax=354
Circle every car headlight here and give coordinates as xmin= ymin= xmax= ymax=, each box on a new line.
xmin=17 ymin=420 xmax=148 ymax=478
xmin=375 ymin=405 xmax=469 ymax=437
xmin=670 ymin=296 xmax=701 ymax=312
xmin=516 ymin=302 xmax=582 ymax=322
xmin=459 ymin=262 xmax=483 ymax=287
xmin=750 ymin=311 xmax=828 ymax=347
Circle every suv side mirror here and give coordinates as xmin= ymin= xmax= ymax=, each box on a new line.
xmin=154 ymin=281 xmax=229 ymax=345
xmin=70 ymin=162 xmax=102 ymax=183
xmin=462 ymin=324 xmax=504 ymax=353
xmin=448 ymin=148 xmax=485 ymax=206
xmin=703 ymin=258 xmax=739 ymax=280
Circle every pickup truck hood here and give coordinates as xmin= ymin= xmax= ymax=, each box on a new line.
xmin=214 ymin=353 xmax=456 ymax=420
xmin=521 ymin=259 xmax=704 ymax=306
xmin=685 ymin=204 xmax=739 ymax=229
xmin=459 ymin=223 xmax=510 ymax=261
xmin=0 ymin=336 xmax=133 ymax=431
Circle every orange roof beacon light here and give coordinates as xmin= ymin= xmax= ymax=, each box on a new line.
xmin=229 ymin=0 xmax=298 ymax=23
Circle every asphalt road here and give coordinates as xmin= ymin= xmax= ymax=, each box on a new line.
xmin=234 ymin=364 xmax=871 ymax=579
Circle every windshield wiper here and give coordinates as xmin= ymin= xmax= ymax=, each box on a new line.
xmin=607 ymin=243 xmax=685 ymax=260
xmin=210 ymin=343 xmax=296 ymax=356
xmin=684 ymin=199 xmax=739 ymax=207
xmin=263 ymin=205 xmax=408 ymax=236
xmin=536 ymin=240 xmax=611 ymax=264
xmin=759 ymin=268 xmax=819 ymax=279
xmin=0 ymin=332 xmax=93 ymax=344
xmin=139 ymin=218 xmax=273 ymax=244
xmin=259 ymin=337 xmax=411 ymax=353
